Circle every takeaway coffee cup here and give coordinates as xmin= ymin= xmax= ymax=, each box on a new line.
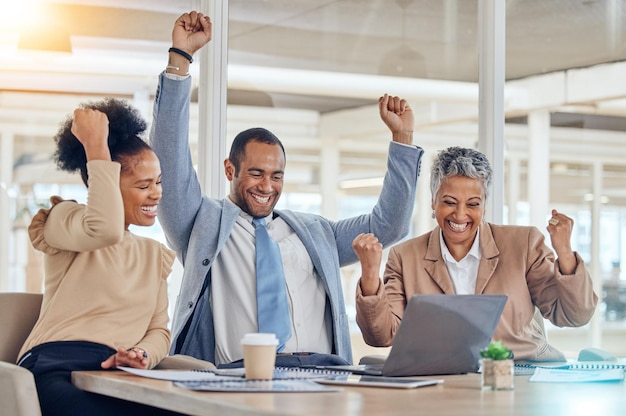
xmin=241 ymin=333 xmax=278 ymax=380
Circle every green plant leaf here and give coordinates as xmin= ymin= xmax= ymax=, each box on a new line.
xmin=480 ymin=340 xmax=513 ymax=360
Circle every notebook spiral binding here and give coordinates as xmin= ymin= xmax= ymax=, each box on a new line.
xmin=514 ymin=361 xmax=626 ymax=375
xmin=193 ymin=366 xmax=351 ymax=380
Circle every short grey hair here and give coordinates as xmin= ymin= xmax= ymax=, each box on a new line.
xmin=430 ymin=147 xmax=493 ymax=200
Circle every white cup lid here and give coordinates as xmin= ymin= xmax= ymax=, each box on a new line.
xmin=241 ymin=333 xmax=279 ymax=346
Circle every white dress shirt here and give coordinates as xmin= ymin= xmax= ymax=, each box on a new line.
xmin=439 ymin=228 xmax=481 ymax=295
xmin=211 ymin=200 xmax=332 ymax=365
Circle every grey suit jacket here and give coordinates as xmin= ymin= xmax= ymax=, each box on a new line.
xmin=150 ymin=73 xmax=423 ymax=364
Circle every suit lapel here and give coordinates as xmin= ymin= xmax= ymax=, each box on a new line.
xmin=475 ymin=223 xmax=499 ymax=294
xmin=424 ymin=229 xmax=456 ymax=294
xmin=276 ymin=210 xmax=324 ymax=275
xmin=218 ymin=200 xmax=241 ymax=252
xmin=276 ymin=210 xmax=340 ymax=301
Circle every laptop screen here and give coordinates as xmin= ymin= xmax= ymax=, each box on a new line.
xmin=381 ymin=294 xmax=508 ymax=376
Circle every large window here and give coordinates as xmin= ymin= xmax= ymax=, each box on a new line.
xmin=1 ymin=0 xmax=626 ymax=359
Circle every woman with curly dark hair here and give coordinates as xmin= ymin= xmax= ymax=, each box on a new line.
xmin=16 ymin=98 xmax=180 ymax=415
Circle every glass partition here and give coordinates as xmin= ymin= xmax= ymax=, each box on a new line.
xmin=1 ymin=0 xmax=625 ymax=358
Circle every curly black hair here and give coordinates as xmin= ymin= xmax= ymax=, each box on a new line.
xmin=53 ymin=98 xmax=151 ymax=186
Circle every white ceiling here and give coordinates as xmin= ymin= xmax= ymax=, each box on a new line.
xmin=2 ymin=0 xmax=626 ymax=204
xmin=2 ymin=0 xmax=625 ymax=106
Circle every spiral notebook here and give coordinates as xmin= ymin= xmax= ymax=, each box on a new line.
xmin=174 ymin=367 xmax=350 ymax=392
xmin=118 ymin=366 xmax=350 ymax=382
xmin=174 ymin=379 xmax=341 ymax=392
xmin=514 ymin=359 xmax=626 ymax=376
xmin=119 ymin=366 xmax=349 ymax=392
xmin=529 ymin=367 xmax=624 ymax=383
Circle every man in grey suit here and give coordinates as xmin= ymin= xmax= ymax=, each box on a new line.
xmin=150 ymin=11 xmax=423 ymax=366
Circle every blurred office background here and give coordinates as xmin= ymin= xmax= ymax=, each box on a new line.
xmin=1 ymin=0 xmax=626 ymax=360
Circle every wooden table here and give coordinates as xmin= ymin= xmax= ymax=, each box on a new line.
xmin=72 ymin=370 xmax=626 ymax=416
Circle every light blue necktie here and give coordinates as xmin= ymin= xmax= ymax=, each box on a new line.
xmin=253 ymin=217 xmax=292 ymax=351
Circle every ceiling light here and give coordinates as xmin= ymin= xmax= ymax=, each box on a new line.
xmin=16 ymin=1 xmax=72 ymax=54
xmin=583 ymin=194 xmax=610 ymax=204
xmin=18 ymin=27 xmax=72 ymax=53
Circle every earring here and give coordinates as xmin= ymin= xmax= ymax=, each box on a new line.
xmin=431 ymin=211 xmax=435 ymax=219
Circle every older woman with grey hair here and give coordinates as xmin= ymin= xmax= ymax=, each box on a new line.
xmin=353 ymin=146 xmax=597 ymax=362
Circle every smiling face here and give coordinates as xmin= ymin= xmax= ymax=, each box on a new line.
xmin=119 ymin=149 xmax=162 ymax=229
xmin=225 ymin=140 xmax=285 ymax=218
xmin=431 ymin=175 xmax=485 ymax=261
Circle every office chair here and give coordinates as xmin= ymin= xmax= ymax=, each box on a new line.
xmin=0 ymin=292 xmax=43 ymax=416
xmin=0 ymin=291 xmax=215 ymax=416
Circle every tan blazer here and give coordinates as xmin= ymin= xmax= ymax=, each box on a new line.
xmin=356 ymin=222 xmax=598 ymax=361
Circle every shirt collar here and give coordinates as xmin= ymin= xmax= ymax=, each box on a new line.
xmin=226 ymin=196 xmax=275 ymax=225
xmin=439 ymin=227 xmax=481 ymax=264
xmin=239 ymin=209 xmax=274 ymax=226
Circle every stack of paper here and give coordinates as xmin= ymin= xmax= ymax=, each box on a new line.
xmin=529 ymin=367 xmax=624 ymax=383
xmin=116 ymin=366 xmax=345 ymax=392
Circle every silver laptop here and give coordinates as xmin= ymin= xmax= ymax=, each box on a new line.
xmin=334 ymin=294 xmax=508 ymax=376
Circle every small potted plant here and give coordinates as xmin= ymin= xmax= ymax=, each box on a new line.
xmin=480 ymin=341 xmax=514 ymax=390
